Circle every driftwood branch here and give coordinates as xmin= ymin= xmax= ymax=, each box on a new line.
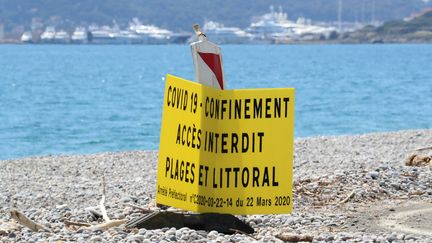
xmin=86 ymin=170 xmax=126 ymax=231
xmin=63 ymin=170 xmax=127 ymax=232
xmin=88 ymin=219 xmax=128 ymax=231
xmin=100 ymin=173 xmax=110 ymax=222
xmin=63 ymin=220 xmax=92 ymax=228
xmin=124 ymin=203 xmax=154 ymax=214
xmin=9 ymin=209 xmax=51 ymax=232
xmin=276 ymin=233 xmax=313 ymax=242
xmin=405 ymin=154 xmax=431 ymax=166
xmin=339 ymin=190 xmax=356 ymax=204
xmin=296 ymin=184 xmax=314 ymax=196
xmin=100 ymin=195 xmax=110 ymax=222
xmin=415 ymin=145 xmax=432 ymax=152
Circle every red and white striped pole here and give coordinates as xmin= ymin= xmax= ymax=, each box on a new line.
xmin=190 ymin=24 xmax=225 ymax=90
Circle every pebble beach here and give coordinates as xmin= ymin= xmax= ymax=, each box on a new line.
xmin=1 ymin=129 xmax=431 ymax=242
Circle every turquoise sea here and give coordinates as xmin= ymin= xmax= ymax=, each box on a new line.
xmin=1 ymin=44 xmax=431 ymax=160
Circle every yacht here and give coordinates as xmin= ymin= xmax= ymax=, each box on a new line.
xmin=248 ymin=6 xmax=338 ymax=43
xmin=129 ymin=18 xmax=173 ymax=44
xmin=88 ymin=25 xmax=124 ymax=44
xmin=118 ymin=30 xmax=143 ymax=44
xmin=53 ymin=29 xmax=70 ymax=44
xmin=71 ymin=27 xmax=88 ymax=44
xmin=295 ymin=17 xmax=337 ymax=40
xmin=21 ymin=31 xmax=33 ymax=43
xmin=129 ymin=18 xmax=191 ymax=44
xmin=247 ymin=7 xmax=292 ymax=43
xmin=40 ymin=27 xmax=56 ymax=43
xmin=198 ymin=21 xmax=252 ymax=44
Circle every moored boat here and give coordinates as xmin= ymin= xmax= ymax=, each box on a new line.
xmin=21 ymin=31 xmax=33 ymax=43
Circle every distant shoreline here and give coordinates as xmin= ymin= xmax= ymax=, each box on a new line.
xmin=1 ymin=40 xmax=432 ymax=45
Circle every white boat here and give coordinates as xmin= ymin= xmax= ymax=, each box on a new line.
xmin=53 ymin=29 xmax=70 ymax=44
xmin=118 ymin=30 xmax=143 ymax=44
xmin=197 ymin=21 xmax=252 ymax=44
xmin=129 ymin=18 xmax=191 ymax=44
xmin=129 ymin=18 xmax=173 ymax=44
xmin=169 ymin=32 xmax=192 ymax=44
xmin=71 ymin=27 xmax=88 ymax=44
xmin=88 ymin=25 xmax=125 ymax=44
xmin=293 ymin=17 xmax=337 ymax=40
xmin=40 ymin=27 xmax=56 ymax=43
xmin=248 ymin=6 xmax=338 ymax=43
xmin=247 ymin=6 xmax=291 ymax=43
xmin=21 ymin=31 xmax=33 ymax=43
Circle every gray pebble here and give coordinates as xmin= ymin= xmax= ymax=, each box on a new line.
xmin=404 ymin=235 xmax=417 ymax=240
xmin=368 ymin=171 xmax=380 ymax=179
xmin=387 ymin=232 xmax=398 ymax=242
xmin=2 ymin=131 xmax=432 ymax=243
xmin=207 ymin=230 xmax=218 ymax=239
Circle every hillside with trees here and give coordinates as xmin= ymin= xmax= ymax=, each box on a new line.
xmin=341 ymin=9 xmax=432 ymax=43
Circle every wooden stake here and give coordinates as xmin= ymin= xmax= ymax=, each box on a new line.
xmin=100 ymin=172 xmax=110 ymax=222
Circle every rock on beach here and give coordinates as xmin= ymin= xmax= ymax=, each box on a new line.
xmin=1 ymin=129 xmax=431 ymax=242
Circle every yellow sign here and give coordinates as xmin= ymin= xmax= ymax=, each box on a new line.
xmin=156 ymin=74 xmax=295 ymax=214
